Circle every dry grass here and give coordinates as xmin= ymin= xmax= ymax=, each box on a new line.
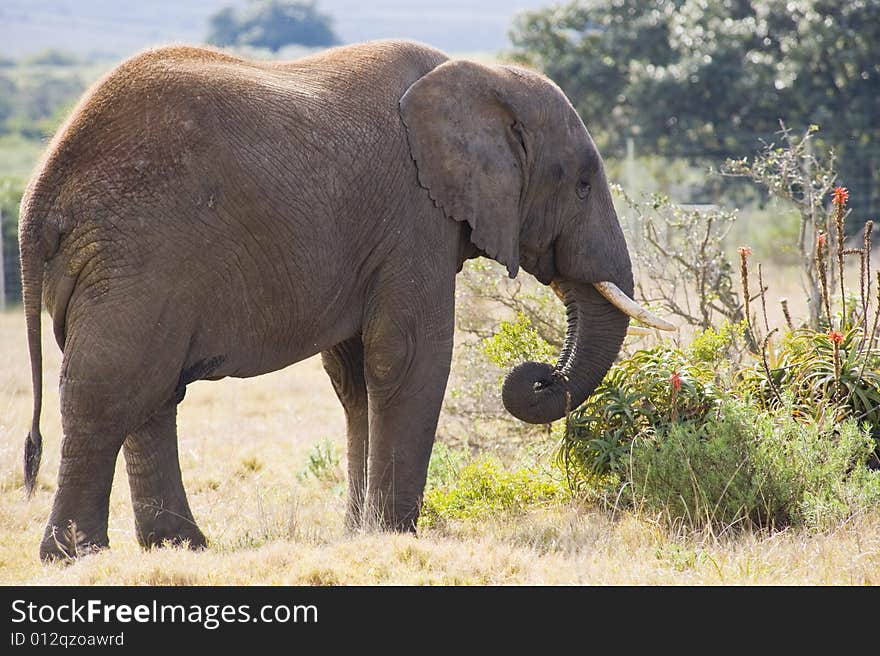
xmin=2 ymin=309 xmax=879 ymax=585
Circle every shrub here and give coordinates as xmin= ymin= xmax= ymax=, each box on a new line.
xmin=560 ymin=335 xmax=728 ymax=482
xmin=738 ymin=327 xmax=880 ymax=436
xmin=723 ymin=124 xmax=838 ymax=330
xmin=558 ymin=321 xmax=880 ymax=531
xmin=734 ymin=183 xmax=880 ymax=448
xmin=443 ymin=263 xmax=562 ymax=452
xmin=425 ymin=441 xmax=466 ymax=489
xmin=298 ymin=439 xmax=343 ymax=485
xmin=629 ymin=400 xmax=880 ymax=531
xmin=449 ymin=130 xmax=880 ymax=533
xmin=421 ymin=454 xmax=566 ymax=528
xmin=615 ymin=186 xmax=744 ymax=329
xmin=481 ymin=313 xmax=556 ymax=369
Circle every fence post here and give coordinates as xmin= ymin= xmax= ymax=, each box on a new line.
xmin=0 ymin=208 xmax=5 ymax=313
xmin=625 ymin=137 xmax=635 ymax=193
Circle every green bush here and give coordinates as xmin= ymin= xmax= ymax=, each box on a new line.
xmin=560 ymin=338 xmax=726 ymax=480
xmin=421 ymin=454 xmax=566 ymax=528
xmin=425 ymin=441 xmax=466 ymax=489
xmin=557 ymin=320 xmax=880 ymax=531
xmin=629 ymin=399 xmax=880 ymax=531
xmin=297 ymin=438 xmax=343 ymax=485
xmin=455 ymin=126 xmax=880 ymax=534
xmin=481 ymin=312 xmax=556 ymax=369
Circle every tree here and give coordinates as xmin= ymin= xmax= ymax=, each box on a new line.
xmin=508 ymin=0 xmax=880 ymax=227
xmin=207 ymin=1 xmax=339 ymax=52
xmin=508 ymin=0 xmax=678 ymax=153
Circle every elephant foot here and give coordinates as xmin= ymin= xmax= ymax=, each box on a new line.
xmin=39 ymin=521 xmax=108 ymax=563
xmin=385 ymin=499 xmax=421 ymax=534
xmin=361 ymin=502 xmax=420 ymax=534
xmin=344 ymin=497 xmax=366 ymax=533
xmin=133 ymin=500 xmax=207 ymax=550
xmin=388 ymin=513 xmax=419 ymax=535
xmin=139 ymin=527 xmax=207 ymax=551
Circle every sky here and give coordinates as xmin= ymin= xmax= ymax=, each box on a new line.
xmin=0 ymin=0 xmax=551 ymax=59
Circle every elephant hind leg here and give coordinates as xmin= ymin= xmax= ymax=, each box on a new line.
xmin=39 ymin=376 xmax=130 ymax=562
xmin=38 ymin=293 xmax=200 ymax=561
xmin=39 ymin=430 xmax=123 ymax=562
xmin=321 ymin=336 xmax=368 ymax=531
xmin=123 ymin=401 xmax=206 ymax=550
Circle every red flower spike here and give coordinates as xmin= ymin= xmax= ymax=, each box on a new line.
xmin=738 ymin=246 xmax=752 ymax=257
xmin=828 ymin=330 xmax=844 ymax=345
xmin=817 ymin=232 xmax=828 ymax=247
xmin=670 ymin=370 xmax=682 ymax=391
xmin=832 ymin=187 xmax=849 ymax=206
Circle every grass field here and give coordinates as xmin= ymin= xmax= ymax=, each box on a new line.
xmin=1 ymin=309 xmax=879 ymax=585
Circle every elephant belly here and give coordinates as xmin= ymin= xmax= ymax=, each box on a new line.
xmin=188 ymin=296 xmax=360 ymax=382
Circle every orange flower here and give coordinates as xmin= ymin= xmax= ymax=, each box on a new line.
xmin=828 ymin=330 xmax=844 ymax=344
xmin=738 ymin=246 xmax=752 ymax=257
xmin=832 ymin=186 xmax=849 ymax=206
xmin=670 ymin=370 xmax=682 ymax=391
xmin=817 ymin=232 xmax=828 ymax=247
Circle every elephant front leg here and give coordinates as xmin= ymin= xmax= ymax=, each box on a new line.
xmin=362 ymin=298 xmax=454 ymax=532
xmin=321 ymin=336 xmax=369 ymax=530
xmin=123 ymin=402 xmax=206 ymax=550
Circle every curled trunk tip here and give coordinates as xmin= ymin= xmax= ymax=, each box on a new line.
xmin=502 ymin=362 xmax=568 ymax=425
xmin=501 ymin=281 xmax=629 ymax=424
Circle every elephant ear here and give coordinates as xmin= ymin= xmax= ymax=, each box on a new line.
xmin=400 ymin=60 xmax=529 ymax=278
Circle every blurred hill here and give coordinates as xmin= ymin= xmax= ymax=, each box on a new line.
xmin=0 ymin=0 xmax=548 ymax=59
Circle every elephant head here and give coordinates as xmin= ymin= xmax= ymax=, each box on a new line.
xmin=400 ymin=59 xmax=672 ymax=424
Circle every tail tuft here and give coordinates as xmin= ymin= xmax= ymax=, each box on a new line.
xmin=24 ymin=429 xmax=42 ymax=498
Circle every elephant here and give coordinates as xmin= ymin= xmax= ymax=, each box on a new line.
xmin=18 ymin=39 xmax=672 ymax=561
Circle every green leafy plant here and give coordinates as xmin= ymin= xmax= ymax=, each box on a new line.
xmin=629 ymin=399 xmax=880 ymax=531
xmin=687 ymin=319 xmax=747 ymax=369
xmin=739 ymin=327 xmax=880 ymax=434
xmin=560 ymin=339 xmax=725 ymax=482
xmin=425 ymin=441 xmax=466 ymax=489
xmin=556 ymin=319 xmax=880 ymax=531
xmin=421 ymin=456 xmax=566 ymax=527
xmin=298 ymin=439 xmax=342 ymax=484
xmin=481 ymin=312 xmax=556 ymax=369
xmin=443 ymin=260 xmax=563 ymax=451
xmin=735 ymin=184 xmax=880 ymax=447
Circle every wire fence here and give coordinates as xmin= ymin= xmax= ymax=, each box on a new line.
xmin=1 ymin=209 xmax=21 ymax=309
xmin=2 ymin=237 xmax=21 ymax=308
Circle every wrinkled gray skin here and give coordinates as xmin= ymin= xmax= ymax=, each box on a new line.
xmin=19 ymin=40 xmax=632 ymax=562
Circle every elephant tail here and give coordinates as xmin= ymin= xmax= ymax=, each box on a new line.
xmin=19 ymin=198 xmax=48 ymax=499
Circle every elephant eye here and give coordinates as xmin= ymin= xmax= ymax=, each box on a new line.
xmin=576 ymin=178 xmax=591 ymax=200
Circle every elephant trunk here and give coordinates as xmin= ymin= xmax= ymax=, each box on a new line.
xmin=501 ymin=280 xmax=630 ymax=424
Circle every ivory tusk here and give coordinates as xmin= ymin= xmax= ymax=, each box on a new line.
xmin=593 ymin=281 xmax=677 ymax=331
xmin=626 ymin=326 xmax=654 ymax=336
